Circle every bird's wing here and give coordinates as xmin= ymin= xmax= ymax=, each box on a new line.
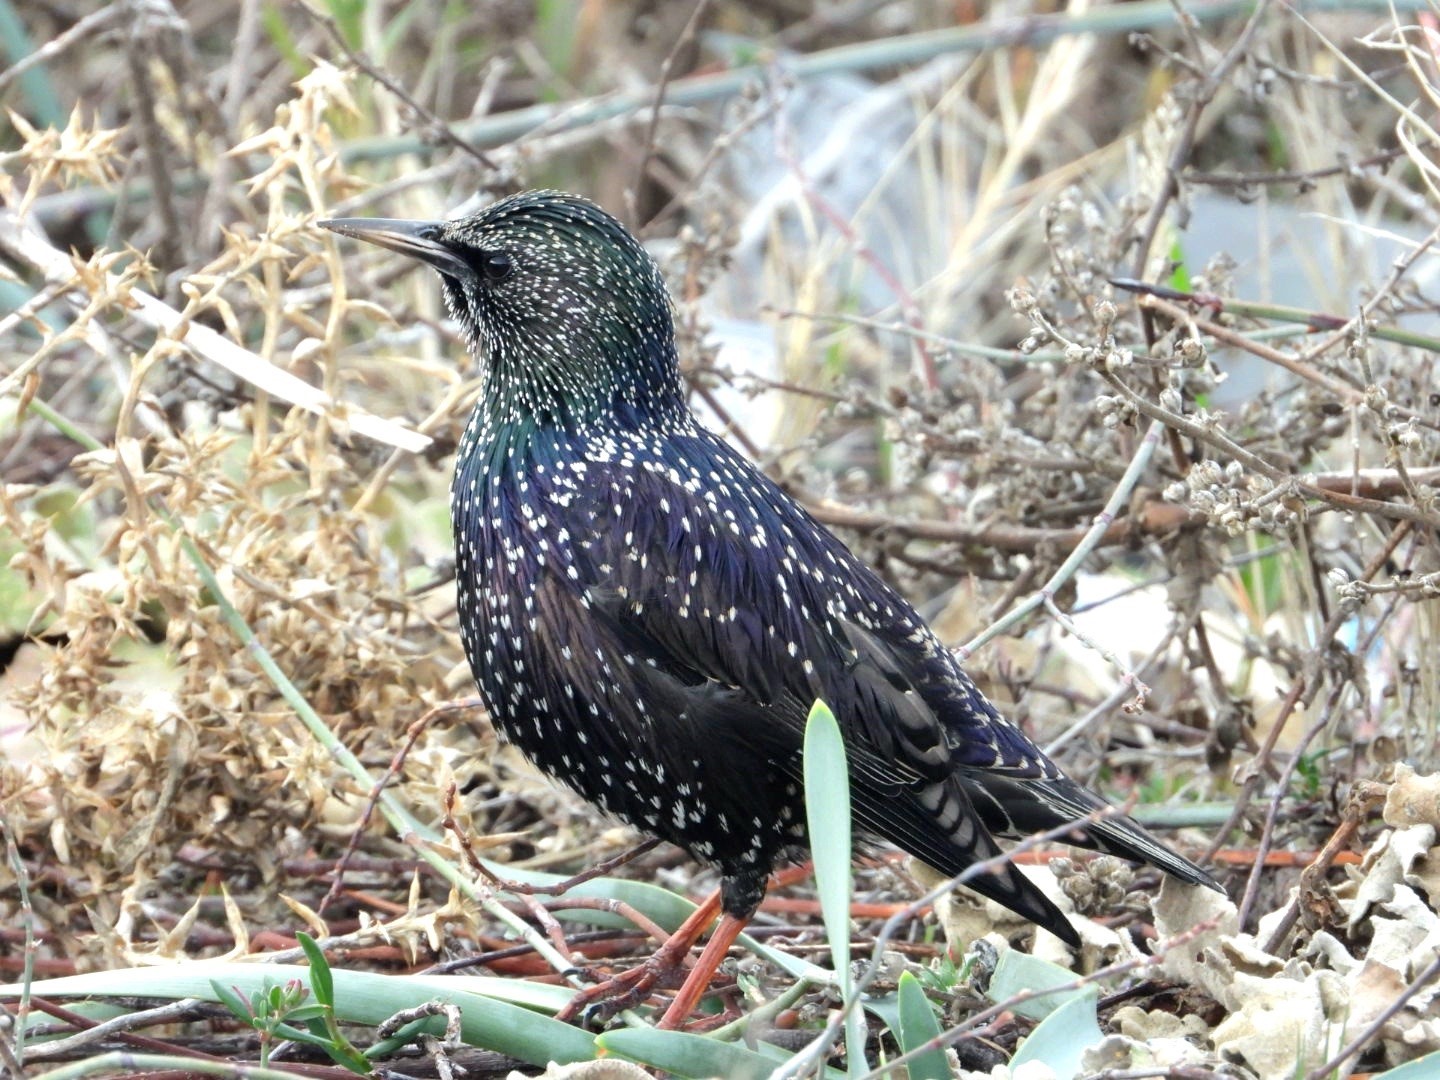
xmin=560 ymin=430 xmax=1046 ymax=784
xmin=555 ymin=431 xmax=1218 ymax=908
xmin=554 ymin=434 xmax=1082 ymax=895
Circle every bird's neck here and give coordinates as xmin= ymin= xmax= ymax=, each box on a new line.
xmin=455 ymin=286 xmax=689 ymax=431
xmin=459 ymin=367 xmax=691 ymax=482
xmin=470 ymin=338 xmax=689 ymax=443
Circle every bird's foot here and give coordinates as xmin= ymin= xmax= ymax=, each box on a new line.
xmin=552 ymin=893 xmax=749 ymax=1030
xmin=554 ymin=890 xmax=727 ymax=1028
xmin=554 ymin=953 xmax=681 ymax=1027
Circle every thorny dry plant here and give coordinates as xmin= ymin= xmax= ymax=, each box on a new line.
xmin=1 ymin=3 xmax=1439 ymax=1076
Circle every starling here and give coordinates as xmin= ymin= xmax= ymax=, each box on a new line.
xmin=321 ymin=191 xmax=1221 ymax=1022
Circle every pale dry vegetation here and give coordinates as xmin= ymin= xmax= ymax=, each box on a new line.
xmin=2 ymin=2 xmax=1440 ymax=1077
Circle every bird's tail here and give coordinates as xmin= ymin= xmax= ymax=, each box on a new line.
xmin=852 ymin=781 xmax=1084 ymax=947
xmin=965 ymin=771 xmax=1223 ymax=892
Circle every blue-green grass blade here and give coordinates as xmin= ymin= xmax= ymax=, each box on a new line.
xmin=1 ymin=965 xmax=596 ymax=1067
xmin=804 ymin=698 xmax=867 ymax=1075
xmin=895 ymin=972 xmax=949 ymax=1080
xmin=599 ymin=1026 xmax=778 ymax=1080
xmin=1010 ymin=990 xmax=1102 ymax=1076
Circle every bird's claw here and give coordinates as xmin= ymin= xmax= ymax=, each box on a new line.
xmin=554 ymin=956 xmax=675 ymax=1027
xmin=576 ymin=985 xmax=650 ymax=1027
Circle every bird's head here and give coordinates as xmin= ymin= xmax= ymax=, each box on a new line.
xmin=321 ymin=190 xmax=684 ymax=429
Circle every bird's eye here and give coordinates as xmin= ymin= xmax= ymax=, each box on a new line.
xmin=480 ymin=252 xmax=513 ymax=283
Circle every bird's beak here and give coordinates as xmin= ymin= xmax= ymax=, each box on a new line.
xmin=318 ymin=217 xmax=473 ymax=281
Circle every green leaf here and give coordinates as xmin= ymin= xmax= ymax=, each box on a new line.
xmin=365 ymin=1012 xmax=450 ymax=1060
xmin=272 ymin=1021 xmax=333 ymax=1048
xmin=533 ymin=0 xmax=580 ymax=86
xmin=297 ymin=932 xmax=334 ymax=1006
xmin=805 ymin=699 xmax=852 ymax=978
xmin=1373 ymin=1047 xmax=1440 ymax=1080
xmin=804 ymin=698 xmax=867 ymax=1075
xmin=1264 ymin=118 xmax=1290 ymax=170
xmin=1236 ymin=544 xmax=1289 ymax=616
xmin=1166 ymin=237 xmax=1190 ymax=293
xmin=599 ymin=1026 xmax=778 ymax=1080
xmin=2 ymin=965 xmax=597 ymax=1068
xmin=857 ymin=990 xmax=900 ymax=1033
xmin=323 ymin=0 xmax=365 ymax=46
xmin=259 ymin=2 xmax=309 ymax=77
xmin=1009 ymin=991 xmax=1102 ymax=1078
xmin=987 ymin=949 xmax=1086 ymax=1021
xmin=0 ymin=0 xmax=65 ymax=127
xmin=748 ymin=1039 xmax=849 ymax=1076
xmin=209 ymin=980 xmax=254 ymax=1024
xmin=321 ymin=1035 xmax=374 ymax=1076
xmin=895 ymin=972 xmax=949 ymax=1080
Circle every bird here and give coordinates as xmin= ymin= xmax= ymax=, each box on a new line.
xmin=320 ymin=190 xmax=1222 ymax=1026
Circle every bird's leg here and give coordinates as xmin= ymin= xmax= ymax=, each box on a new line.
xmin=555 ymin=889 xmax=723 ymax=1025
xmin=656 ymin=912 xmax=749 ymax=1030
